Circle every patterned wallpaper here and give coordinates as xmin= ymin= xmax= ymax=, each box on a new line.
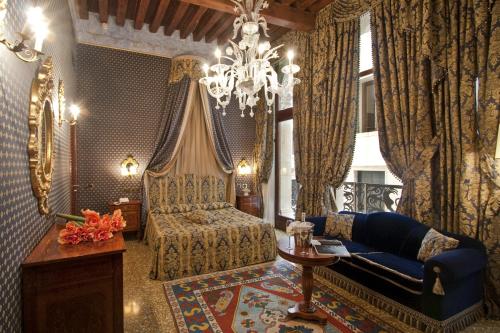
xmin=75 ymin=44 xmax=171 ymax=214
xmin=75 ymin=44 xmax=257 ymax=214
xmin=219 ymin=102 xmax=257 ymax=194
xmin=0 ymin=0 xmax=76 ymax=332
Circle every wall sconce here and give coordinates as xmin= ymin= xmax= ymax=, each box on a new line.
xmin=121 ymin=155 xmax=139 ymax=177
xmin=237 ymin=158 xmax=252 ymax=176
xmin=0 ymin=4 xmax=48 ymax=62
xmin=57 ymin=80 xmax=80 ymax=126
xmin=237 ymin=158 xmax=252 ymax=196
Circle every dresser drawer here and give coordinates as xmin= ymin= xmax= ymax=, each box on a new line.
xmin=108 ymin=200 xmax=141 ymax=235
xmin=122 ymin=210 xmax=139 ymax=232
xmin=236 ymin=195 xmax=261 ymax=218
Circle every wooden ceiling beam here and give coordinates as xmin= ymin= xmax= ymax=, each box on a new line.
xmin=180 ymin=6 xmax=208 ymax=39
xmin=193 ymin=10 xmax=224 ymax=41
xmin=205 ymin=14 xmax=234 ymax=43
xmin=149 ymin=0 xmax=171 ymax=33
xmin=77 ymin=0 xmax=89 ymax=19
xmin=178 ymin=0 xmax=315 ymax=31
xmin=270 ymin=26 xmax=289 ymax=42
xmin=217 ymin=24 xmax=234 ymax=45
xmin=115 ymin=0 xmax=128 ymax=26
xmin=164 ymin=2 xmax=190 ymax=36
xmin=297 ymin=0 xmax=317 ymax=10
xmin=309 ymin=0 xmax=334 ymax=12
xmin=98 ymin=0 xmax=109 ymax=23
xmin=134 ymin=0 xmax=150 ymax=30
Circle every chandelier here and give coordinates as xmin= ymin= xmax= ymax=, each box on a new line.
xmin=199 ymin=0 xmax=300 ymax=117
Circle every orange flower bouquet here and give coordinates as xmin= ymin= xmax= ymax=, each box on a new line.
xmin=57 ymin=209 xmax=127 ymax=245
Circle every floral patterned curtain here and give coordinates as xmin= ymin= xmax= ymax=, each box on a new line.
xmin=371 ymin=0 xmax=437 ymax=223
xmin=252 ymin=98 xmax=274 ymax=218
xmin=372 ymin=0 xmax=500 ymax=316
xmin=278 ymin=6 xmax=360 ymax=217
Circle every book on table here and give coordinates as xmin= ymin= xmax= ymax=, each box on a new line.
xmin=313 ymin=239 xmax=351 ymax=257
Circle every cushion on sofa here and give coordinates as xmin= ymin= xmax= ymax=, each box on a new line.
xmin=345 ymin=251 xmax=424 ymax=294
xmin=354 ymin=212 xmax=424 ymax=256
xmin=334 ymin=238 xmax=377 ymax=254
xmin=325 ymin=212 xmax=355 ymax=240
xmin=417 ymin=228 xmax=460 ymax=262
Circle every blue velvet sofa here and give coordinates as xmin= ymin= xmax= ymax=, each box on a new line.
xmin=307 ymin=211 xmax=487 ymax=322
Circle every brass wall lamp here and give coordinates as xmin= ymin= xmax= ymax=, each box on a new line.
xmin=57 ymin=80 xmax=80 ymax=126
xmin=121 ymin=156 xmax=139 ymax=178
xmin=0 ymin=2 xmax=48 ymax=62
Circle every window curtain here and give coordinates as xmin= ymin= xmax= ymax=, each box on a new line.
xmin=370 ymin=0 xmax=437 ymax=223
xmin=282 ymin=7 xmax=360 ymax=217
xmin=372 ymin=0 xmax=500 ymax=316
xmin=252 ymin=99 xmax=274 ymax=218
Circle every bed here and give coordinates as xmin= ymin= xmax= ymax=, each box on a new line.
xmin=144 ymin=173 xmax=277 ymax=281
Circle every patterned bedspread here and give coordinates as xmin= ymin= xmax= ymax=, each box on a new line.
xmin=145 ymin=206 xmax=277 ymax=281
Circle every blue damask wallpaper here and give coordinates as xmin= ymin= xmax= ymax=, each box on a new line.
xmin=0 ymin=0 xmax=77 ymax=332
xmin=75 ymin=45 xmax=257 ymax=214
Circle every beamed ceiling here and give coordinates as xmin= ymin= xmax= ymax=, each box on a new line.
xmin=75 ymin=0 xmax=334 ymax=45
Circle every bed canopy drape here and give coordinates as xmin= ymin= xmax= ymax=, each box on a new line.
xmin=141 ymin=56 xmax=236 ymax=230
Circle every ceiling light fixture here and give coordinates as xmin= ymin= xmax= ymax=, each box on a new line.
xmin=200 ymin=0 xmax=300 ymax=117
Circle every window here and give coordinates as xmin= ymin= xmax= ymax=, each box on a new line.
xmin=277 ymin=118 xmax=296 ymax=220
xmin=356 ymin=171 xmax=385 ymax=184
xmin=361 ymin=80 xmax=377 ymax=132
xmin=275 ymin=59 xmax=296 ymax=229
xmin=335 ymin=12 xmax=403 ymax=214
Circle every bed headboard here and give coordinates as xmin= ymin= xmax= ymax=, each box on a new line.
xmin=146 ymin=173 xmax=226 ymax=211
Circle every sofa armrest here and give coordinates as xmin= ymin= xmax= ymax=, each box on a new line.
xmin=306 ymin=216 xmax=327 ymax=236
xmin=424 ymin=248 xmax=487 ymax=284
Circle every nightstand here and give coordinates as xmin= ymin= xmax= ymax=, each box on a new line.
xmin=236 ymin=194 xmax=261 ymax=217
xmin=108 ymin=200 xmax=141 ymax=238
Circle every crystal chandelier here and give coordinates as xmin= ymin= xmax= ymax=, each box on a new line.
xmin=199 ymin=0 xmax=300 ymax=117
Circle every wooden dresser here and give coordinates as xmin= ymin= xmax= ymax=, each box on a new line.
xmin=236 ymin=194 xmax=261 ymax=217
xmin=108 ymin=200 xmax=141 ymax=237
xmin=22 ymin=224 xmax=126 ymax=333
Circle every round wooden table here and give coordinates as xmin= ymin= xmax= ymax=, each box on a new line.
xmin=277 ymin=237 xmax=339 ymax=325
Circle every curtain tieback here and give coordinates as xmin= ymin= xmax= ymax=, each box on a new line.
xmin=401 ymin=136 xmax=441 ymax=182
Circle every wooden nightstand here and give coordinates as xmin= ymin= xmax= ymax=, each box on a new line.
xmin=108 ymin=200 xmax=141 ymax=237
xmin=236 ymin=194 xmax=261 ymax=217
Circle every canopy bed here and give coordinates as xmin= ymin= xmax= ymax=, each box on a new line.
xmin=143 ymin=56 xmax=277 ymax=281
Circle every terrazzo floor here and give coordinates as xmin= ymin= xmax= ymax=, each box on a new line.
xmin=122 ymin=234 xmax=500 ymax=333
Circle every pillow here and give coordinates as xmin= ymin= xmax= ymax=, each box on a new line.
xmin=324 ymin=212 xmax=355 ymax=240
xmin=184 ymin=209 xmax=215 ymax=225
xmin=194 ymin=202 xmax=233 ymax=210
xmin=161 ymin=204 xmax=196 ymax=214
xmin=417 ymin=228 xmax=460 ymax=262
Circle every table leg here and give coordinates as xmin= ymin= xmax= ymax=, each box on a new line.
xmin=287 ymin=265 xmax=327 ymax=325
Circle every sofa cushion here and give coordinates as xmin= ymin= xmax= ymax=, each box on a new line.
xmin=325 ymin=212 xmax=355 ymax=240
xmin=417 ymin=228 xmax=460 ymax=262
xmin=398 ymin=223 xmax=430 ymax=259
xmin=344 ymin=251 xmax=424 ymax=294
xmin=334 ymin=238 xmax=377 ymax=254
xmin=355 ymin=212 xmax=424 ymax=257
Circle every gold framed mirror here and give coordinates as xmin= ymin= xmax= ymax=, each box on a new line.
xmin=28 ymin=57 xmax=54 ymax=215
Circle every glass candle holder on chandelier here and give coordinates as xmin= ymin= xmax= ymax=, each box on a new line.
xmin=199 ymin=0 xmax=300 ymax=117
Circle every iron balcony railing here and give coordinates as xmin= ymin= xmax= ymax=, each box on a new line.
xmin=340 ymin=182 xmax=403 ymax=213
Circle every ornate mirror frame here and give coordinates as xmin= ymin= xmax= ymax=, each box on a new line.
xmin=28 ymin=57 xmax=55 ymax=215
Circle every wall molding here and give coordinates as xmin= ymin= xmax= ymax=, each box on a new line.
xmin=68 ymin=1 xmax=216 ymax=59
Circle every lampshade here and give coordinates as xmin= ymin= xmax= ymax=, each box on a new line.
xmin=121 ymin=155 xmax=139 ymax=177
xmin=237 ymin=158 xmax=252 ymax=175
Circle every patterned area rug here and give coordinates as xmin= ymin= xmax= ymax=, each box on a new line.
xmin=163 ymin=260 xmax=415 ymax=333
